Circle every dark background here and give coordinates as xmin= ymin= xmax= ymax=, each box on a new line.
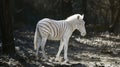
xmin=13 ymin=0 xmax=120 ymax=33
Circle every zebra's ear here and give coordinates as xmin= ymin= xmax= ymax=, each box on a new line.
xmin=81 ymin=14 xmax=84 ymax=19
xmin=77 ymin=16 xmax=80 ymax=19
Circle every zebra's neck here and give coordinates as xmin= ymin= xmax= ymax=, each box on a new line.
xmin=65 ymin=20 xmax=77 ymax=32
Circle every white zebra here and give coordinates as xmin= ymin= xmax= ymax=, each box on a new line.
xmin=34 ymin=14 xmax=86 ymax=63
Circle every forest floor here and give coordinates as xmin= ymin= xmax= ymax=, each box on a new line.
xmin=0 ymin=27 xmax=120 ymax=67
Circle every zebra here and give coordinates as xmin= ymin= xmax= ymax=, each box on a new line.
xmin=34 ymin=14 xmax=86 ymax=63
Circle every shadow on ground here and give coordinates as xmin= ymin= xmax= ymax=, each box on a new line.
xmin=0 ymin=28 xmax=120 ymax=67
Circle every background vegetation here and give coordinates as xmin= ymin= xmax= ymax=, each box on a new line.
xmin=14 ymin=0 xmax=120 ymax=33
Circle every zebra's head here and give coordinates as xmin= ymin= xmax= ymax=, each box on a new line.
xmin=75 ymin=14 xmax=86 ymax=36
xmin=66 ymin=14 xmax=86 ymax=36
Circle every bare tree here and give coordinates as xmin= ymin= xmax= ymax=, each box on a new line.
xmin=0 ymin=0 xmax=15 ymax=55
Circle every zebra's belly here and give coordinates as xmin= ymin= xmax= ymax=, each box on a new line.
xmin=47 ymin=35 xmax=61 ymax=40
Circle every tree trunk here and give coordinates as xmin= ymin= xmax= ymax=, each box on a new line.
xmin=109 ymin=0 xmax=120 ymax=33
xmin=0 ymin=0 xmax=15 ymax=55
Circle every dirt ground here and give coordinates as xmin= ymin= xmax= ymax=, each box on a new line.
xmin=0 ymin=28 xmax=120 ymax=67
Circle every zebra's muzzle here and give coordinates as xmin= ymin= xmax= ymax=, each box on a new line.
xmin=81 ymin=32 xmax=86 ymax=36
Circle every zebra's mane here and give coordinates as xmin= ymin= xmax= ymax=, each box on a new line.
xmin=65 ymin=14 xmax=84 ymax=22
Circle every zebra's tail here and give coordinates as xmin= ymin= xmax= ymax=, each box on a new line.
xmin=34 ymin=28 xmax=39 ymax=50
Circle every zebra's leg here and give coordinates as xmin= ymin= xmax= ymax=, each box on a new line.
xmin=36 ymin=38 xmax=41 ymax=60
xmin=41 ymin=37 xmax=48 ymax=60
xmin=55 ymin=40 xmax=64 ymax=62
xmin=62 ymin=39 xmax=69 ymax=64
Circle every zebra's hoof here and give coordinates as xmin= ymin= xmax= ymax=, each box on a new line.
xmin=61 ymin=59 xmax=69 ymax=64
xmin=55 ymin=57 xmax=62 ymax=62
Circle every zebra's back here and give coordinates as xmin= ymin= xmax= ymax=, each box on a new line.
xmin=37 ymin=18 xmax=69 ymax=40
